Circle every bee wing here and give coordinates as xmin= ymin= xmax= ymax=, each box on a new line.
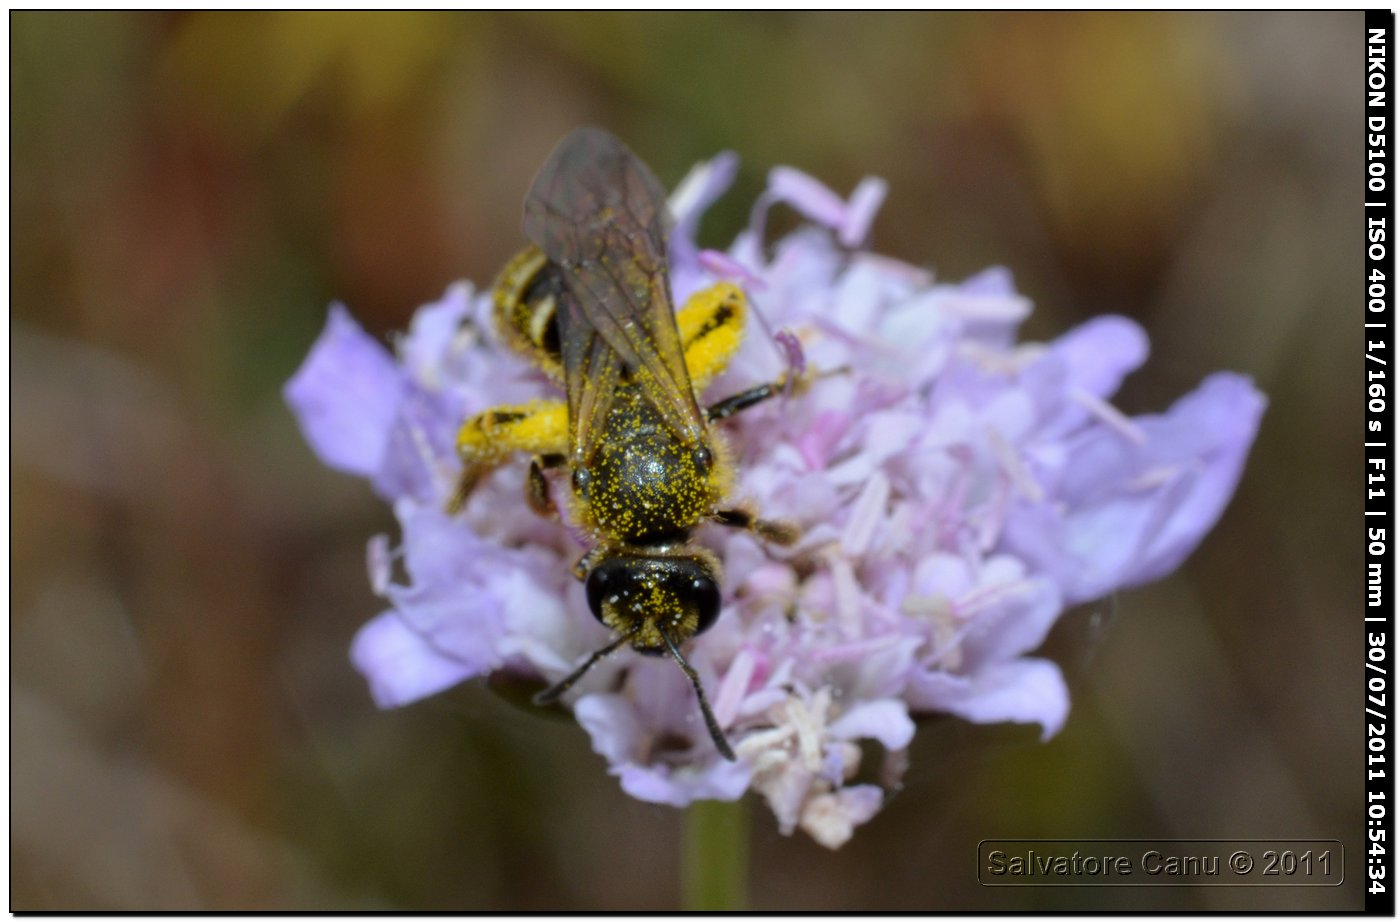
xmin=560 ymin=298 xmax=623 ymax=461
xmin=522 ymin=128 xmax=706 ymax=463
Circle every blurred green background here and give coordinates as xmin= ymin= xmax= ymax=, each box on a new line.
xmin=11 ymin=11 xmax=1363 ymax=910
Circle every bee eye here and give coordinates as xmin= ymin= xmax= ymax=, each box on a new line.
xmin=692 ymin=446 xmax=713 ymax=476
xmin=583 ymin=556 xmax=722 ymax=640
xmin=690 ymin=574 xmax=721 ymax=635
xmin=584 ymin=562 xmax=619 ymax=624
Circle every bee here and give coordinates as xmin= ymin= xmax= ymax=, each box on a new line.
xmin=450 ymin=128 xmax=801 ymax=760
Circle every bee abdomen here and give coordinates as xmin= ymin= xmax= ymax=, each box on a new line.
xmin=582 ymin=409 xmax=716 ymax=544
xmin=492 ymin=246 xmax=565 ymax=379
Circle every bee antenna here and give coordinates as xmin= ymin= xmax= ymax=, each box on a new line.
xmin=659 ymin=628 xmax=737 ymax=762
xmin=533 ymin=629 xmax=637 ymax=706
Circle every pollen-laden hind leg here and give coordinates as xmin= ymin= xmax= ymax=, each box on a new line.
xmin=447 ymin=400 xmax=567 ymax=514
xmin=492 ymin=246 xmax=565 ymax=381
xmin=679 ymin=281 xmax=809 ymax=421
xmin=677 ymin=282 xmax=747 ymax=390
xmin=679 ymin=283 xmax=804 ymax=547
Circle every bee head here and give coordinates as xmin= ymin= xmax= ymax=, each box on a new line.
xmin=539 ymin=546 xmax=736 ymax=761
xmin=585 ymin=552 xmax=721 ymax=652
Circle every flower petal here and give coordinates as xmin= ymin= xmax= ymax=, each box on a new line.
xmin=1048 ymin=315 xmax=1150 ymax=401
xmin=827 ymin=699 xmax=915 ymax=750
xmin=907 ymin=658 xmax=1070 ymax=740
xmin=838 ymin=178 xmax=888 ymax=247
xmin=350 ymin=611 xmax=477 ymax=708
xmin=1023 ymin=315 xmax=1150 ymax=439
xmin=284 ymin=305 xmax=404 ymax=477
xmin=1004 ymin=373 xmax=1266 ymax=603
xmin=669 ymin=151 xmax=740 ymax=302
xmin=799 ymin=785 xmax=884 ymax=849
xmin=617 ymin=761 xmax=752 ymax=807
xmin=768 ymin=167 xmax=849 ymax=227
xmin=670 ymin=152 xmax=740 ymax=236
xmin=574 ymin=693 xmax=645 ymax=765
xmin=371 ymin=388 xmax=459 ymax=504
xmin=575 ymin=693 xmax=752 ymax=806
xmin=957 ymin=574 xmax=1062 ymax=670
xmin=398 ymin=283 xmax=475 ymax=389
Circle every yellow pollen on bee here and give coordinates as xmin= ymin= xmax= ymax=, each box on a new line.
xmin=456 ymin=400 xmax=568 ymax=464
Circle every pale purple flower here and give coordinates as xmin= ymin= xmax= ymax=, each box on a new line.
xmin=286 ymin=151 xmax=1265 ymax=849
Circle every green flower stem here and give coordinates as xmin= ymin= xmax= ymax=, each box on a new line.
xmin=682 ymin=798 xmax=749 ymax=911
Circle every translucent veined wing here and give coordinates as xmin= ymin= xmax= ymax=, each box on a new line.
xmin=522 ymin=128 xmax=706 ymax=464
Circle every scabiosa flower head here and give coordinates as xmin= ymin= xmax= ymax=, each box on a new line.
xmin=286 ymin=146 xmax=1264 ymax=849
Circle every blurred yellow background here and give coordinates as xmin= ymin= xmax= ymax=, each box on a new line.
xmin=11 ymin=11 xmax=1362 ymax=910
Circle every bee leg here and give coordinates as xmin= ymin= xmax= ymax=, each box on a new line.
xmin=705 ymin=379 xmax=789 ymax=422
xmin=526 ymin=453 xmax=566 ymax=518
xmin=679 ymin=282 xmax=820 ymax=422
xmin=711 ymin=506 xmax=801 ymax=546
xmin=534 ymin=629 xmax=636 ymax=705
xmin=706 ymin=360 xmax=847 ymax=421
xmin=449 ymin=399 xmax=568 ymax=514
xmin=446 ymin=465 xmax=486 ymax=515
xmin=572 ymin=547 xmax=602 ymax=582
xmin=659 ymin=628 xmax=737 ymax=761
xmin=678 ymin=282 xmax=747 ymax=391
